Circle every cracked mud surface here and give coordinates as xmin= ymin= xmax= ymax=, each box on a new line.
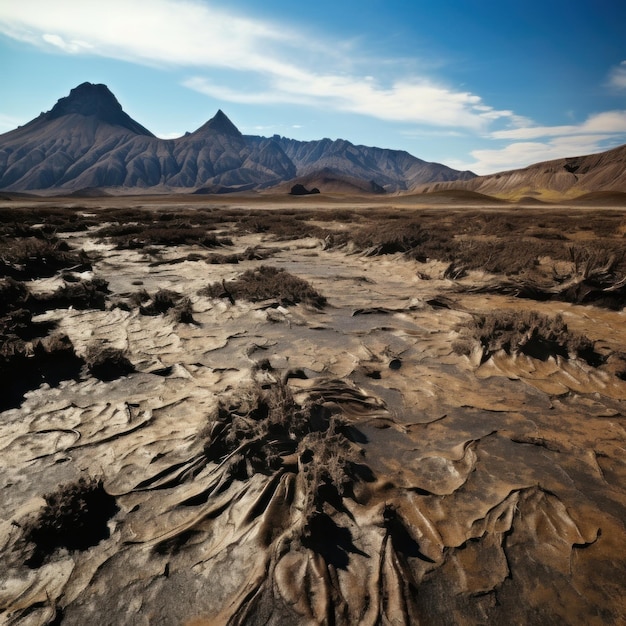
xmin=1 ymin=199 xmax=625 ymax=625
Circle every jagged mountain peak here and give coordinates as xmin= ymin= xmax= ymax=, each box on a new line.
xmin=193 ymin=109 xmax=242 ymax=137
xmin=0 ymin=82 xmax=478 ymax=193
xmin=44 ymin=82 xmax=154 ymax=137
xmin=48 ymin=82 xmax=120 ymax=118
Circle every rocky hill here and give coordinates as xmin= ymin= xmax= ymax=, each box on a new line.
xmin=0 ymin=82 xmax=474 ymax=194
xmin=420 ymin=143 xmax=626 ymax=201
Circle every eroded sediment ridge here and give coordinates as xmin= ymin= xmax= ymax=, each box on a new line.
xmin=0 ymin=203 xmax=625 ymax=624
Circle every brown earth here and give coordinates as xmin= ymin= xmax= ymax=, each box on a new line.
xmin=0 ymin=196 xmax=625 ymax=625
xmin=418 ymin=143 xmax=626 ymax=202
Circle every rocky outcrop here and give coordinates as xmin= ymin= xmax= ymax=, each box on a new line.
xmin=289 ymin=183 xmax=320 ymax=195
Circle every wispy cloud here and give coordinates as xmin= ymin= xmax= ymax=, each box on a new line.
xmin=0 ymin=0 xmax=300 ymax=73
xmin=0 ymin=0 xmax=516 ymax=130
xmin=491 ymin=111 xmax=626 ymax=140
xmin=449 ymin=110 xmax=626 ymax=173
xmin=42 ymin=33 xmax=93 ymax=53
xmin=183 ymin=75 xmax=511 ymax=129
xmin=456 ymin=134 xmax=622 ymax=175
xmin=608 ymin=61 xmax=626 ymax=90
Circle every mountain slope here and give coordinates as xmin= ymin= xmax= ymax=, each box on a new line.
xmin=420 ymin=144 xmax=626 ymax=200
xmin=0 ymin=83 xmax=474 ymax=193
xmin=273 ymin=137 xmax=476 ymax=191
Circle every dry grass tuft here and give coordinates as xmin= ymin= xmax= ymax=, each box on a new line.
xmin=454 ymin=310 xmax=601 ymax=365
xmin=33 ymin=278 xmax=110 ymax=312
xmin=22 ymin=477 xmax=118 ymax=566
xmin=0 ymin=237 xmax=91 ymax=279
xmin=351 ymin=220 xmax=426 ymax=255
xmin=0 ymin=333 xmax=84 ymax=410
xmin=85 ymin=345 xmax=135 ymax=381
xmin=199 ymin=266 xmax=327 ymax=308
xmin=137 ymin=289 xmax=189 ymax=318
xmin=203 ymin=380 xmax=366 ymax=518
xmin=236 ymin=213 xmax=330 ymax=240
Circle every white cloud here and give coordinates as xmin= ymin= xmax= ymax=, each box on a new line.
xmin=42 ymin=33 xmax=92 ymax=53
xmin=184 ymin=74 xmax=513 ymax=129
xmin=459 ymin=134 xmax=620 ymax=175
xmin=608 ymin=61 xmax=626 ymax=90
xmin=0 ymin=0 xmax=299 ymax=73
xmin=458 ymin=109 xmax=626 ymax=173
xmin=492 ymin=110 xmax=626 ymax=140
xmin=0 ymin=0 xmax=516 ymax=130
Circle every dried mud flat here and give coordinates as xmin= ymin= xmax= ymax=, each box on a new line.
xmin=1 ymin=198 xmax=625 ymax=625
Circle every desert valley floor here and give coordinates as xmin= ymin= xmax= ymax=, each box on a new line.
xmin=0 ymin=194 xmax=625 ymax=625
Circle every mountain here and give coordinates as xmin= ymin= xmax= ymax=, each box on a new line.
xmin=0 ymin=82 xmax=474 ymax=194
xmin=270 ymin=136 xmax=475 ymax=190
xmin=43 ymin=82 xmax=154 ymax=136
xmin=419 ymin=144 xmax=626 ymax=201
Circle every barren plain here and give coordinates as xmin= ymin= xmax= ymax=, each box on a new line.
xmin=1 ymin=194 xmax=625 ymax=625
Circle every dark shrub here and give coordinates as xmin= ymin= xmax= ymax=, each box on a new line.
xmin=0 ymin=334 xmax=84 ymax=411
xmin=86 ymin=345 xmax=135 ymax=381
xmin=23 ymin=477 xmax=118 ymax=566
xmin=172 ymin=297 xmax=195 ymax=323
xmin=139 ymin=289 xmax=182 ymax=315
xmin=236 ymin=213 xmax=329 ymax=240
xmin=203 ymin=380 xmax=364 ymax=517
xmin=454 ymin=310 xmax=601 ymax=365
xmin=352 ymin=220 xmax=425 ymax=255
xmin=99 ymin=222 xmax=232 ymax=249
xmin=0 ymin=238 xmax=91 ymax=279
xmin=199 ymin=266 xmax=327 ymax=308
xmin=32 ymin=278 xmax=109 ymax=312
xmin=0 ymin=278 xmax=29 ymax=314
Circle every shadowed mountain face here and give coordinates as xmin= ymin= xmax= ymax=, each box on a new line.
xmin=0 ymin=82 xmax=474 ymax=193
xmin=43 ymin=82 xmax=155 ymax=136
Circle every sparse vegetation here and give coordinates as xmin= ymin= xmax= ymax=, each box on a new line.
xmin=34 ymin=278 xmax=110 ymax=312
xmin=351 ymin=219 xmax=426 ymax=255
xmin=139 ymin=289 xmax=182 ymax=315
xmin=205 ymin=246 xmax=274 ymax=264
xmin=112 ymin=287 xmax=197 ymax=321
xmin=0 ymin=237 xmax=91 ymax=279
xmin=332 ymin=209 xmax=626 ymax=284
xmin=22 ymin=477 xmax=118 ymax=566
xmin=204 ymin=379 xmax=366 ymax=517
xmin=3 ymin=202 xmax=626 ymax=624
xmin=0 ymin=277 xmax=29 ymax=314
xmin=454 ymin=310 xmax=601 ymax=365
xmin=235 ymin=213 xmax=330 ymax=240
xmin=85 ymin=345 xmax=135 ymax=381
xmin=0 ymin=333 xmax=84 ymax=411
xmin=98 ymin=222 xmax=232 ymax=250
xmin=199 ymin=265 xmax=327 ymax=308
xmin=172 ymin=296 xmax=195 ymax=323
xmin=458 ymin=243 xmax=626 ymax=309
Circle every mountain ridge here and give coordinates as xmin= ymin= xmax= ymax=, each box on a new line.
xmin=418 ymin=143 xmax=626 ymax=201
xmin=0 ymin=82 xmax=474 ymax=194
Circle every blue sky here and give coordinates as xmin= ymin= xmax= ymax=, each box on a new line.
xmin=1 ymin=0 xmax=625 ymax=174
